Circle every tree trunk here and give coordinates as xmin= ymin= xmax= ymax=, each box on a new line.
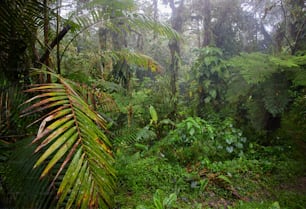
xmin=43 ymin=0 xmax=51 ymax=82
xmin=202 ymin=0 xmax=212 ymax=47
xmin=168 ymin=0 xmax=184 ymax=118
xmin=153 ymin=0 xmax=158 ymax=39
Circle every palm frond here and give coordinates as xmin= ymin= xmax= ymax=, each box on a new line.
xmin=127 ymin=13 xmax=180 ymax=40
xmin=103 ymin=49 xmax=163 ymax=72
xmin=4 ymin=138 xmax=54 ymax=209
xmin=21 ymin=71 xmax=116 ymax=209
xmin=70 ymin=8 xmax=179 ymax=40
xmin=0 ymin=78 xmax=30 ymax=141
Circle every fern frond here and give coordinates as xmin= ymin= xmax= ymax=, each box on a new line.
xmin=21 ymin=71 xmax=116 ymax=209
xmin=293 ymin=69 xmax=306 ymax=86
xmin=113 ymin=125 xmax=156 ymax=147
xmin=227 ymin=53 xmax=277 ymax=84
xmin=227 ymin=53 xmax=301 ymax=84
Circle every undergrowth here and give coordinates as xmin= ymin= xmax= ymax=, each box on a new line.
xmin=114 ymin=117 xmax=306 ymax=209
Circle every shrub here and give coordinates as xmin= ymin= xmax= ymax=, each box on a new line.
xmin=155 ymin=117 xmax=247 ymax=165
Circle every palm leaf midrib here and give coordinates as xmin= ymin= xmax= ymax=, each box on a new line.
xmin=23 ymin=73 xmax=115 ymax=208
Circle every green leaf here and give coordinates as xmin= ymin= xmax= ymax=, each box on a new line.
xmin=209 ymin=89 xmax=217 ymax=99
xmin=217 ymin=174 xmax=232 ymax=185
xmin=163 ymin=193 xmax=177 ymax=208
xmin=153 ymin=189 xmax=164 ymax=209
xmin=23 ymin=70 xmax=116 ymax=209
xmin=34 ymin=125 xmax=76 ymax=164
xmin=136 ymin=206 xmax=147 ymax=209
xmin=293 ymin=70 xmax=306 ymax=86
xmin=40 ymin=133 xmax=78 ymax=177
xmin=149 ymin=105 xmax=158 ymax=124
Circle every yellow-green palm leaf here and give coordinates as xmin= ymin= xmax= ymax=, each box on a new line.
xmin=22 ymin=71 xmax=116 ymax=209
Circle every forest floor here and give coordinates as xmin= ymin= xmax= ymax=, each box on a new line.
xmin=115 ymin=137 xmax=306 ymax=209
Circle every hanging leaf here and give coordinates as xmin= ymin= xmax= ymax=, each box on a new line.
xmin=149 ymin=105 xmax=158 ymax=124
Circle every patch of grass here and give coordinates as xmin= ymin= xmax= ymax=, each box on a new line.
xmin=273 ymin=190 xmax=306 ymax=209
xmin=231 ymin=201 xmax=281 ymax=209
xmin=114 ymin=152 xmax=191 ymax=208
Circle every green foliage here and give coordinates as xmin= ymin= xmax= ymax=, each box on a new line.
xmin=20 ymin=71 xmax=116 ymax=209
xmin=227 ymin=53 xmax=299 ymax=84
xmin=275 ymin=191 xmax=306 ymax=209
xmin=0 ymin=0 xmax=44 ymax=80
xmin=3 ymin=138 xmax=53 ymax=209
xmin=232 ymin=201 xmax=281 ymax=209
xmin=225 ymin=52 xmax=306 ymax=132
xmin=115 ymin=153 xmax=189 ymax=208
xmin=136 ymin=189 xmax=177 ymax=209
xmin=293 ymin=69 xmax=306 ymax=86
xmin=262 ymin=74 xmax=290 ymax=116
xmin=0 ymin=78 xmax=35 ymax=208
xmin=155 ymin=117 xmax=246 ymax=165
xmin=0 ymin=79 xmax=30 ymax=140
xmin=72 ymin=6 xmax=179 ymax=42
xmin=280 ymin=95 xmax=306 ymax=143
xmin=149 ymin=105 xmax=158 ymax=125
xmin=185 ymin=47 xmax=228 ymax=115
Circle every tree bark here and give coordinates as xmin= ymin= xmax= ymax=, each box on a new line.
xmin=202 ymin=0 xmax=212 ymax=47
xmin=153 ymin=0 xmax=158 ymax=39
xmin=168 ymin=0 xmax=184 ymax=118
xmin=38 ymin=25 xmax=71 ymax=67
xmin=43 ymin=0 xmax=50 ymax=82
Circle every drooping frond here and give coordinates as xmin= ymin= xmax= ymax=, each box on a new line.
xmin=0 ymin=0 xmax=44 ymax=40
xmin=227 ymin=52 xmax=301 ymax=84
xmin=0 ymin=0 xmax=44 ymax=72
xmin=0 ymin=77 xmax=29 ymax=141
xmin=262 ymin=73 xmax=290 ymax=116
xmin=70 ymin=8 xmax=179 ymax=40
xmin=127 ymin=13 xmax=180 ymax=40
xmin=102 ymin=49 xmax=163 ymax=72
xmin=4 ymin=138 xmax=54 ymax=209
xmin=293 ymin=69 xmax=306 ymax=86
xmin=227 ymin=53 xmax=278 ymax=84
xmin=21 ymin=71 xmax=116 ymax=209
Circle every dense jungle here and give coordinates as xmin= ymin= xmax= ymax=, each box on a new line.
xmin=0 ymin=0 xmax=305 ymax=208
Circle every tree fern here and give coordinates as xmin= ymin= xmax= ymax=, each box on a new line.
xmin=227 ymin=53 xmax=277 ymax=84
xmin=293 ymin=69 xmax=306 ymax=86
xmin=21 ymin=71 xmax=116 ymax=209
xmin=227 ymin=52 xmax=300 ymax=84
xmin=262 ymin=74 xmax=290 ymax=116
xmin=226 ymin=52 xmax=306 ymax=131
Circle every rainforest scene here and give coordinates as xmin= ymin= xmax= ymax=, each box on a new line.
xmin=0 ymin=0 xmax=305 ymax=208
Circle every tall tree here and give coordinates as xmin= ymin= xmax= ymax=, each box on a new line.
xmin=202 ymin=0 xmax=212 ymax=46
xmin=166 ymin=0 xmax=185 ymax=118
